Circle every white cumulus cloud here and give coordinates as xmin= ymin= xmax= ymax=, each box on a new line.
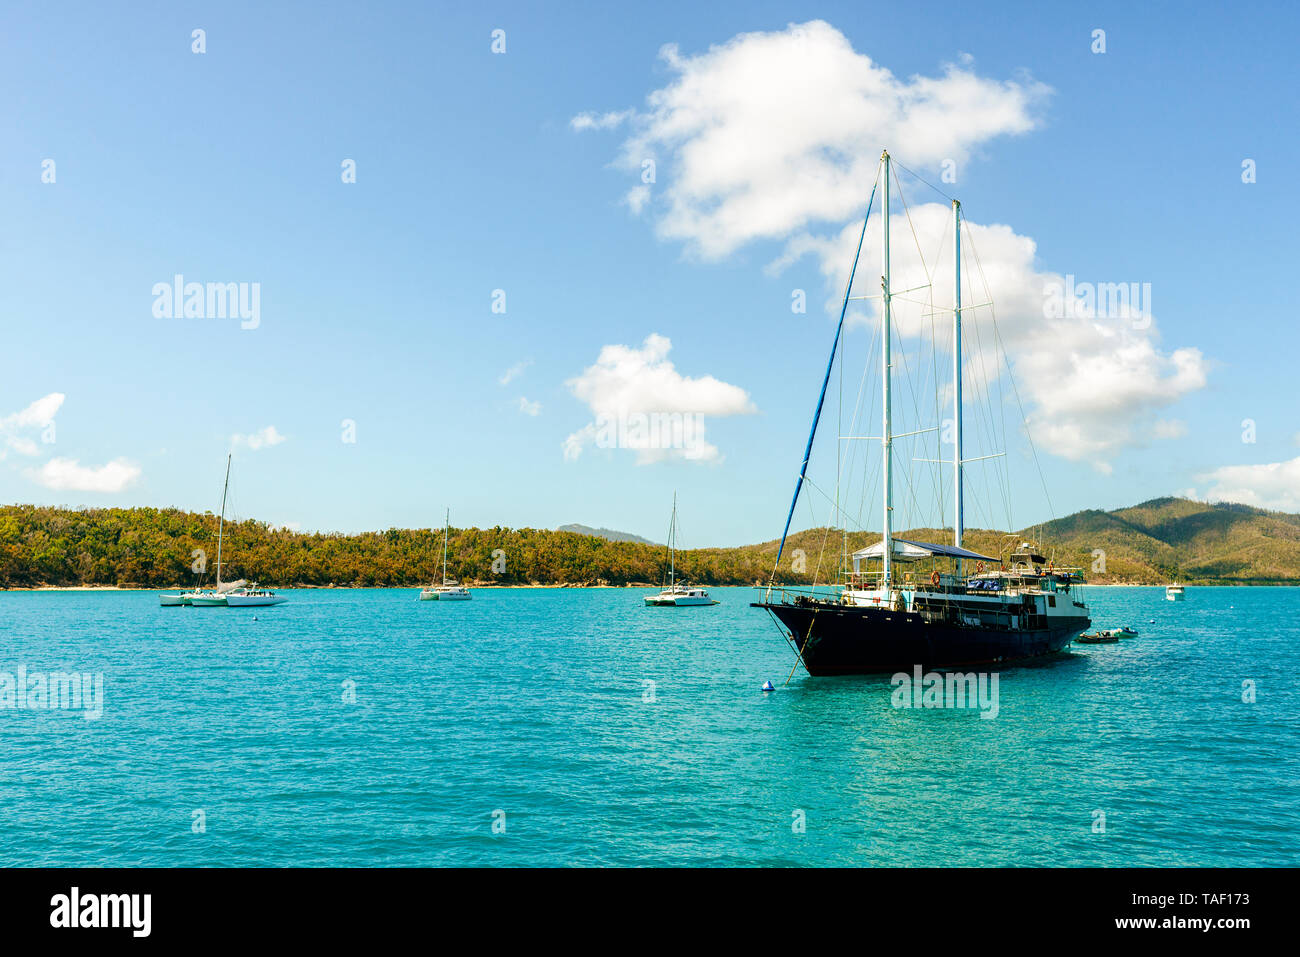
xmin=1196 ymin=457 xmax=1300 ymax=513
xmin=782 ymin=205 xmax=1208 ymax=467
xmin=0 ymin=392 xmax=64 ymax=457
xmin=26 ymin=457 xmax=141 ymax=493
xmin=518 ymin=397 xmax=541 ymax=417
xmin=577 ymin=20 xmax=1046 ymax=258
xmin=563 ymin=333 xmax=755 ymax=464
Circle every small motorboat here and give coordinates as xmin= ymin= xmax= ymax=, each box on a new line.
xmin=1102 ymin=626 xmax=1138 ymax=639
xmin=1075 ymin=632 xmax=1119 ymax=644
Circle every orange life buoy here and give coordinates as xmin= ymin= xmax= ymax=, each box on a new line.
xmin=930 ymin=570 xmax=941 ymax=587
xmin=976 ymin=561 xmax=985 ymax=573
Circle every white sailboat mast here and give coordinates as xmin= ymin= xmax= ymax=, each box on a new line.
xmin=880 ymin=150 xmax=894 ymax=589
xmin=216 ymin=453 xmax=231 ymax=589
xmin=953 ymin=199 xmax=964 ymax=576
xmin=669 ymin=492 xmax=677 ymax=588
xmin=442 ymin=508 xmax=450 ymax=584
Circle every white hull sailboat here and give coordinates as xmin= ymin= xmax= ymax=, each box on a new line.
xmin=420 ymin=509 xmax=472 ymax=601
xmin=167 ymin=454 xmax=286 ymax=608
xmin=645 ymin=494 xmax=718 ymax=607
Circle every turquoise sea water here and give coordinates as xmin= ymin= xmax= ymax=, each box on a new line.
xmin=0 ymin=586 xmax=1295 ymax=867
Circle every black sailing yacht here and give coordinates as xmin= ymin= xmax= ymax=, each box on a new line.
xmin=752 ymin=150 xmax=1090 ymax=676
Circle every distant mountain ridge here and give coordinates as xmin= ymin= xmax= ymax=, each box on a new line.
xmin=750 ymin=497 xmax=1300 ymax=586
xmin=556 ymin=524 xmax=655 ymax=545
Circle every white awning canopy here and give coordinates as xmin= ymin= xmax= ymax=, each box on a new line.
xmin=852 ymin=538 xmax=999 ymax=566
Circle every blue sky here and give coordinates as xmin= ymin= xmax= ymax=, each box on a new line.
xmin=1 ymin=1 xmax=1296 ymax=546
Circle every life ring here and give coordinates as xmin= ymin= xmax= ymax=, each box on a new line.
xmin=975 ymin=561 xmax=985 ymax=573
xmin=930 ymin=570 xmax=941 ymax=587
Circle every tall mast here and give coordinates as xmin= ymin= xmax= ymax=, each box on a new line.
xmin=216 ymin=453 xmax=231 ymax=588
xmin=880 ymin=150 xmax=893 ymax=589
xmin=669 ymin=492 xmax=676 ymax=587
xmin=953 ymin=199 xmax=964 ymax=576
xmin=442 ymin=508 xmax=449 ymax=584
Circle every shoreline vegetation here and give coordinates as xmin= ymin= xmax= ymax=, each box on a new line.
xmin=2 ymin=497 xmax=1298 ymax=590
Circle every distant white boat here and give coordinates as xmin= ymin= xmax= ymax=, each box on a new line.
xmin=645 ymin=493 xmax=718 ymax=607
xmin=175 ymin=454 xmax=287 ymax=609
xmin=224 ymin=585 xmax=287 ymax=607
xmin=189 ymin=580 xmax=284 ymax=607
xmin=420 ymin=509 xmax=471 ymax=601
xmin=645 ymin=584 xmax=717 ymax=607
xmin=1165 ymin=583 xmax=1185 ymax=601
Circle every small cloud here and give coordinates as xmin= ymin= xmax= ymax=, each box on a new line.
xmin=26 ymin=457 xmax=141 ymax=493
xmin=518 ymin=397 xmax=541 ymax=417
xmin=499 ymin=360 xmax=533 ymax=386
xmin=570 ymin=109 xmax=633 ymax=132
xmin=624 ymin=185 xmax=651 ymax=215
xmin=1 ymin=392 xmax=64 ymax=456
xmin=1197 ymin=456 xmax=1300 ymax=512
xmin=231 ymin=425 xmax=286 ymax=450
xmin=563 ymin=333 xmax=756 ymax=464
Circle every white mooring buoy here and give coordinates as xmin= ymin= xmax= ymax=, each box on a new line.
xmin=761 ymin=680 xmax=775 ymax=692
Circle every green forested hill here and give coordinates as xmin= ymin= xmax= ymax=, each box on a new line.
xmin=1 ymin=497 xmax=1297 ymax=588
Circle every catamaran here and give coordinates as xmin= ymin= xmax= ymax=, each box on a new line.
xmin=420 ymin=509 xmax=471 ymax=600
xmin=752 ymin=150 xmax=1089 ymax=675
xmin=166 ymin=454 xmax=286 ymax=608
xmin=645 ymin=494 xmax=718 ymax=607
